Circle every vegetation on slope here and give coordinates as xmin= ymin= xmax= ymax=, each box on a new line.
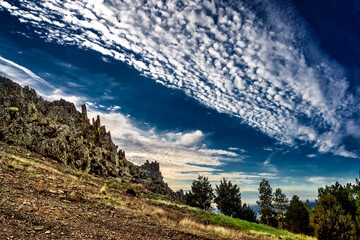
xmin=0 ymin=145 xmax=316 ymax=239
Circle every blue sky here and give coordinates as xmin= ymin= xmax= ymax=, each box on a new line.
xmin=0 ymin=0 xmax=359 ymax=204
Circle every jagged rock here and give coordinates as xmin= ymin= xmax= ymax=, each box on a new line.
xmin=140 ymin=160 xmax=174 ymax=196
xmin=176 ymin=189 xmax=185 ymax=201
xmin=0 ymin=76 xmax=175 ymax=197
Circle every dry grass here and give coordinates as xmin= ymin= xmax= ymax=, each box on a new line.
xmin=99 ymin=185 xmax=107 ymax=195
xmin=178 ymin=218 xmax=272 ymax=240
xmin=0 ymin=147 xmax=316 ymax=240
xmin=152 ymin=207 xmax=165 ymax=216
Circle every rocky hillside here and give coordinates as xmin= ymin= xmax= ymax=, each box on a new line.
xmin=0 ymin=76 xmax=173 ymax=197
xmin=0 ymin=76 xmax=316 ymax=240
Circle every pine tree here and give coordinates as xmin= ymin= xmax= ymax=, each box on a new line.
xmin=353 ymin=177 xmax=360 ymax=236
xmin=273 ymin=188 xmax=288 ymax=229
xmin=257 ymin=179 xmax=277 ymax=227
xmin=215 ymin=178 xmax=242 ymax=217
xmin=237 ymin=203 xmax=257 ymax=222
xmin=285 ymin=195 xmax=310 ymax=234
xmin=318 ymin=181 xmax=356 ymax=217
xmin=185 ymin=175 xmax=214 ymax=211
xmin=304 ymin=199 xmax=312 ymax=212
xmin=311 ymin=194 xmax=356 ymax=240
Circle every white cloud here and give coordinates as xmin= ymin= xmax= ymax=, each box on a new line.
xmin=86 ymin=109 xmax=260 ymax=190
xmin=0 ymin=56 xmax=256 ymax=191
xmin=166 ymin=130 xmax=205 ymax=146
xmin=0 ymin=56 xmax=86 ymax=107
xmin=306 ymin=177 xmax=338 ymax=185
xmin=263 ymin=151 xmax=278 ymax=173
xmin=2 ymin=0 xmax=357 ymax=157
xmin=228 ymin=147 xmax=247 ymax=153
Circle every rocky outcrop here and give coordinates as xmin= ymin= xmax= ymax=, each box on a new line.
xmin=140 ymin=160 xmax=173 ymax=196
xmin=176 ymin=189 xmax=185 ymax=201
xmin=0 ymin=76 xmax=175 ymax=197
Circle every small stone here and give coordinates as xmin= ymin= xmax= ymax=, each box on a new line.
xmin=33 ymin=226 xmax=44 ymax=231
xmin=45 ymin=230 xmax=51 ymax=234
xmin=23 ymin=201 xmax=32 ymax=207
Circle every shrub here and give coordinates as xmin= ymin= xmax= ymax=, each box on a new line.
xmin=311 ymin=194 xmax=356 ymax=240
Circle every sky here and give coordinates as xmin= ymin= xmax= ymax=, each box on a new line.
xmin=0 ymin=0 xmax=359 ymax=204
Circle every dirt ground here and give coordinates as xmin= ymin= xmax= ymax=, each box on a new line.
xmin=0 ymin=146 xmax=215 ymax=240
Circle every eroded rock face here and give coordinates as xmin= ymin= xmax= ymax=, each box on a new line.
xmin=0 ymin=76 xmax=174 ymax=197
xmin=140 ymin=160 xmax=173 ymax=196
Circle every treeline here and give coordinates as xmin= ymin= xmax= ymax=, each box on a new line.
xmin=185 ymin=176 xmax=257 ymax=222
xmin=184 ymin=175 xmax=360 ymax=240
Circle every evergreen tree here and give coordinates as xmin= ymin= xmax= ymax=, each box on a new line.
xmin=318 ymin=180 xmax=359 ymax=237
xmin=185 ymin=175 xmax=214 ymax=211
xmin=304 ymin=199 xmax=312 ymax=213
xmin=311 ymin=194 xmax=356 ymax=240
xmin=215 ymin=178 xmax=242 ymax=217
xmin=285 ymin=195 xmax=310 ymax=234
xmin=356 ymin=191 xmax=360 ymax=234
xmin=237 ymin=203 xmax=257 ymax=222
xmin=304 ymin=199 xmax=314 ymax=235
xmin=353 ymin=177 xmax=360 ymax=235
xmin=257 ymin=179 xmax=277 ymax=227
xmin=318 ymin=181 xmax=356 ymax=217
xmin=273 ymin=188 xmax=288 ymax=229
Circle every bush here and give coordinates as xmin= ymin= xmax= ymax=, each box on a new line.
xmin=311 ymin=194 xmax=356 ymax=240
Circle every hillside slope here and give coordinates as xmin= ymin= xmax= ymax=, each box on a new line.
xmin=0 ymin=145 xmax=316 ymax=240
xmin=0 ymin=77 xmax=315 ymax=239
xmin=0 ymin=76 xmax=173 ymax=196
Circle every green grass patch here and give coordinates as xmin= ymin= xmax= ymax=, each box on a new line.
xmin=145 ymin=193 xmax=164 ymax=201
xmin=66 ymin=170 xmax=75 ymax=175
xmin=148 ymin=199 xmax=312 ymax=240
xmin=9 ymin=107 xmax=19 ymax=111
xmin=99 ymin=196 xmax=123 ymax=206
xmin=190 ymin=208 xmax=312 ymax=240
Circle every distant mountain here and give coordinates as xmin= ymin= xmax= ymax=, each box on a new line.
xmin=0 ymin=76 xmax=174 ymax=197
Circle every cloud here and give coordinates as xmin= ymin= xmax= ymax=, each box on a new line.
xmin=86 ymin=109 xmax=265 ymax=190
xmin=166 ymin=130 xmax=205 ymax=146
xmin=228 ymin=147 xmax=247 ymax=153
xmin=0 ymin=56 xmax=86 ymax=107
xmin=334 ymin=146 xmax=359 ymax=159
xmin=1 ymin=0 xmax=359 ymax=158
xmin=306 ymin=177 xmax=338 ymax=185
xmin=263 ymin=151 xmax=278 ymax=173
xmin=0 ymin=55 xmax=260 ymax=191
xmin=3 ymin=0 xmax=358 ymax=158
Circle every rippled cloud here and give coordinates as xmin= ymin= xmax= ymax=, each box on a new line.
xmin=1 ymin=0 xmax=359 ymax=158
